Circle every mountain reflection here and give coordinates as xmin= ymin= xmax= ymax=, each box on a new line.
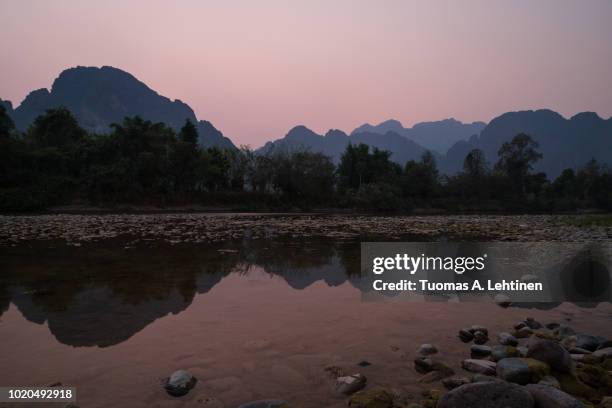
xmin=0 ymin=239 xmax=608 ymax=348
xmin=0 ymin=239 xmax=361 ymax=347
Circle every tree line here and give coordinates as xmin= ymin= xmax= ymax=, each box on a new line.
xmin=1 ymin=106 xmax=610 ymax=212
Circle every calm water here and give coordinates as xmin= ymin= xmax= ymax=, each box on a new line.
xmin=1 ymin=238 xmax=611 ymax=407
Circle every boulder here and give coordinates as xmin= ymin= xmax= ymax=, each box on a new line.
xmin=498 ymin=332 xmax=519 ymax=347
xmin=470 ymin=345 xmax=492 ymax=359
xmin=461 ymin=359 xmax=496 ymax=375
xmin=575 ymin=335 xmax=603 ymax=352
xmin=538 ymin=375 xmax=561 ymax=389
xmin=418 ymin=344 xmax=438 ymax=356
xmin=527 ymin=340 xmax=573 ymax=373
xmin=459 ymin=328 xmax=474 ymax=343
xmin=335 ymin=373 xmax=367 ymax=396
xmin=163 ymin=370 xmax=197 ymax=396
xmin=348 ymin=389 xmax=393 ymax=408
xmin=437 ymin=381 xmax=534 ymax=408
xmin=516 ymin=327 xmax=534 ymax=339
xmin=593 ymin=347 xmax=612 ymax=360
xmin=491 ymin=345 xmax=520 ymax=362
xmin=525 ymin=384 xmax=584 ymax=408
xmin=442 ymin=376 xmax=471 ymax=390
xmin=496 ymin=357 xmax=551 ymax=385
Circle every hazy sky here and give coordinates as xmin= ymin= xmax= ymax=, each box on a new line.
xmin=1 ymin=0 xmax=611 ymax=147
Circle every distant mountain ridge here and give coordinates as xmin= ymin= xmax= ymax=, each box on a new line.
xmin=352 ymin=118 xmax=486 ymax=153
xmin=3 ymin=66 xmax=235 ymax=149
xmin=258 ymin=125 xmax=440 ymax=165
xmin=441 ymin=109 xmax=612 ymax=178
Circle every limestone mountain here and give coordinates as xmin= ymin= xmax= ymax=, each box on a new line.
xmin=5 ymin=66 xmax=235 ymax=149
xmin=352 ymin=118 xmax=486 ymax=154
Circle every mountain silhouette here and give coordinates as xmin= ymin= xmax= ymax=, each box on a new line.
xmin=352 ymin=118 xmax=486 ymax=154
xmin=258 ymin=125 xmax=439 ymax=165
xmin=5 ymin=66 xmax=235 ymax=149
xmin=441 ymin=109 xmax=612 ymax=177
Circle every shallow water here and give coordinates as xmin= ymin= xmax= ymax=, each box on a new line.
xmin=1 ymin=237 xmax=611 ymax=407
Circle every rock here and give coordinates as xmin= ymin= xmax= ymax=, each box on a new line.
xmin=496 ymin=357 xmax=551 ymax=385
xmin=324 ymin=365 xmax=346 ymax=379
xmin=442 ymin=376 xmax=471 ymax=390
xmin=527 ymin=339 xmax=573 ymax=373
xmin=593 ymin=347 xmax=612 ymax=360
xmin=421 ymin=389 xmax=444 ymax=408
xmin=570 ymin=347 xmax=592 ymax=355
xmin=539 ymin=375 xmax=561 ymax=389
xmin=516 ymin=326 xmax=534 ymax=339
xmin=437 ymin=381 xmax=534 ymax=408
xmin=462 ymin=359 xmax=497 ymax=375
xmin=575 ymin=335 xmax=602 ymax=352
xmin=357 ymin=360 xmax=372 ymax=367
xmin=472 ymin=374 xmax=498 ymax=383
xmin=554 ymin=372 xmax=599 ymax=403
xmin=474 ymin=331 xmax=489 ymax=345
xmin=600 ymin=396 xmax=612 ymax=408
xmin=525 ymin=384 xmax=584 ymax=408
xmin=546 ymin=323 xmax=561 ymax=330
xmin=237 ymin=400 xmax=289 ymax=408
xmin=494 ymin=293 xmax=512 ymax=308
xmin=335 ymin=373 xmax=367 ymax=396
xmin=459 ymin=328 xmax=474 ymax=343
xmin=348 ymin=389 xmax=394 ymax=408
xmin=525 ymin=317 xmax=543 ymax=330
xmin=571 ymin=354 xmax=602 ymax=364
xmin=431 ymin=361 xmax=455 ymax=378
xmin=576 ymin=364 xmax=612 ymax=395
xmin=555 ymin=325 xmax=577 ymax=338
xmin=499 ymin=332 xmax=519 ymax=347
xmin=515 ymin=321 xmax=528 ymax=330
xmin=163 ymin=370 xmax=197 ymax=396
xmin=470 ymin=345 xmax=492 ymax=358
xmin=533 ymin=329 xmax=559 ymax=341
xmin=418 ymin=344 xmax=438 ymax=356
xmin=470 ymin=325 xmax=488 ymax=335
xmin=419 ymin=371 xmax=445 ymax=383
xmin=491 ymin=345 xmax=520 ymax=362
xmin=518 ymin=346 xmax=529 ymax=357
xmin=414 ymin=357 xmax=434 ymax=374
xmin=598 ymin=340 xmax=612 ymax=350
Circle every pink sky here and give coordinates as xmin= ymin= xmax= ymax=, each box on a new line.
xmin=1 ymin=0 xmax=611 ymax=147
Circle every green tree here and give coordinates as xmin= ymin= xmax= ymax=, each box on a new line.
xmin=27 ymin=107 xmax=85 ymax=149
xmin=463 ymin=148 xmax=488 ymax=178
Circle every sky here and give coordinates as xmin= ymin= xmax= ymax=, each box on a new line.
xmin=1 ymin=0 xmax=611 ymax=147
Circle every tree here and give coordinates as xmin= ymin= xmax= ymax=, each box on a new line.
xmin=179 ymin=119 xmax=198 ymax=146
xmin=463 ymin=149 xmax=488 ymax=178
xmin=338 ymin=144 xmax=400 ymax=191
xmin=0 ymin=105 xmax=15 ymax=139
xmin=27 ymin=108 xmax=85 ymax=149
xmin=495 ymin=133 xmax=542 ymax=195
xmin=402 ymin=151 xmax=440 ymax=199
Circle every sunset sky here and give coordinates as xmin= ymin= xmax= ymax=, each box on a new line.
xmin=1 ymin=0 xmax=611 ymax=147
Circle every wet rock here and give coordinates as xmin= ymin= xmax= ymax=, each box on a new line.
xmin=575 ymin=335 xmax=603 ymax=352
xmin=499 ymin=332 xmax=519 ymax=347
xmin=470 ymin=325 xmax=488 ymax=336
xmin=418 ymin=344 xmax=438 ymax=356
xmin=474 ymin=331 xmax=489 ymax=345
xmin=516 ymin=326 xmax=534 ymax=339
xmin=527 ymin=339 xmax=573 ymax=373
xmin=593 ymin=347 xmax=612 ymax=360
xmin=437 ymin=381 xmax=534 ymax=408
xmin=414 ymin=357 xmax=434 ymax=374
xmin=163 ymin=370 xmax=197 ymax=396
xmin=525 ymin=317 xmax=543 ymax=330
xmin=237 ymin=400 xmax=289 ymax=408
xmin=470 ymin=345 xmax=492 ymax=359
xmin=459 ymin=328 xmax=474 ymax=343
xmin=496 ymin=357 xmax=551 ymax=385
xmin=348 ymin=389 xmax=393 ymax=408
xmin=461 ymin=359 xmax=497 ymax=375
xmin=525 ymin=384 xmax=583 ymax=408
xmin=335 ymin=373 xmax=367 ymax=396
xmin=491 ymin=345 xmax=520 ymax=362
xmin=442 ymin=376 xmax=471 ymax=390
xmin=494 ymin=294 xmax=512 ymax=308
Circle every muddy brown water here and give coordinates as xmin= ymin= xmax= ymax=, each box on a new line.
xmin=0 ymin=237 xmax=611 ymax=408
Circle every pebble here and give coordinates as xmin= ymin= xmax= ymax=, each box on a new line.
xmin=335 ymin=373 xmax=367 ymax=396
xmin=418 ymin=344 xmax=438 ymax=356
xmin=498 ymin=332 xmax=519 ymax=347
xmin=459 ymin=329 xmax=474 ymax=343
xmin=163 ymin=370 xmax=197 ymax=396
xmin=470 ymin=345 xmax=492 ymax=358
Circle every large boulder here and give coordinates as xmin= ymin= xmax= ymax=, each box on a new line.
xmin=575 ymin=335 xmax=603 ymax=352
xmin=527 ymin=340 xmax=573 ymax=373
xmin=525 ymin=384 xmax=583 ymax=408
xmin=437 ymin=381 xmax=534 ymax=408
xmin=496 ymin=357 xmax=551 ymax=385
xmin=593 ymin=347 xmax=612 ymax=360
